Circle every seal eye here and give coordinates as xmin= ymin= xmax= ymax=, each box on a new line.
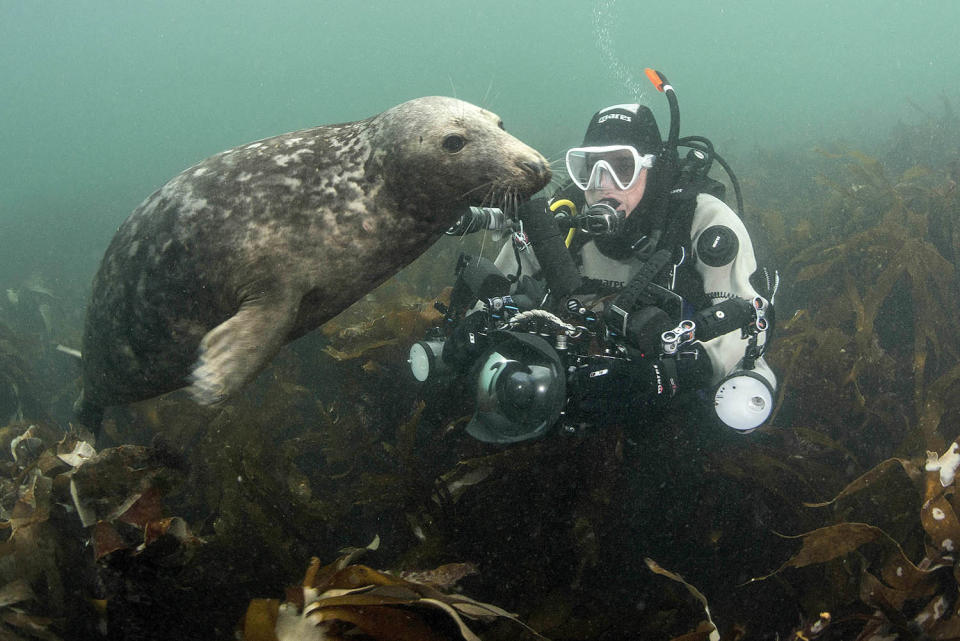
xmin=442 ymin=135 xmax=466 ymax=153
xmin=497 ymin=120 xmax=504 ymax=130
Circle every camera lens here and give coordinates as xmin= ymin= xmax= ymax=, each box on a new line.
xmin=503 ymin=371 xmax=536 ymax=410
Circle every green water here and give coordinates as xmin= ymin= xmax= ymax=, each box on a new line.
xmin=1 ymin=0 xmax=957 ymax=288
xmin=2 ymin=3 xmax=960 ymax=637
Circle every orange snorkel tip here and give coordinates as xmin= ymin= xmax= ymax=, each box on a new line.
xmin=645 ymin=68 xmax=667 ymax=93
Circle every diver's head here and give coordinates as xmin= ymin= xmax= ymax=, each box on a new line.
xmin=565 ymin=104 xmax=662 ymax=216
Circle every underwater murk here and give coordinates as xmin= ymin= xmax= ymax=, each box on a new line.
xmin=2 ymin=57 xmax=960 ymax=641
xmin=0 ymin=101 xmax=953 ymax=640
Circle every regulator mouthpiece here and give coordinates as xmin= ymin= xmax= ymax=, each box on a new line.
xmin=580 ymin=199 xmax=625 ymax=235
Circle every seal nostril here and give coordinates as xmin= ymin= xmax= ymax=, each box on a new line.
xmin=521 ymin=160 xmax=547 ymax=178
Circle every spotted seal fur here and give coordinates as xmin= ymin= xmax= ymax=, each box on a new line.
xmin=77 ymin=96 xmax=550 ymax=428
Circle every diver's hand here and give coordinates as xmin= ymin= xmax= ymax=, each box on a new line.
xmin=574 ymin=355 xmax=676 ymax=422
xmin=605 ymin=305 xmax=673 ymax=356
xmin=515 ymin=197 xmax=549 ymax=223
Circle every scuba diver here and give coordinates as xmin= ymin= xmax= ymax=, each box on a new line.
xmin=410 ymin=70 xmax=777 ymax=444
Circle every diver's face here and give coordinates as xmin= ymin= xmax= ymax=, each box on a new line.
xmin=585 ymin=167 xmax=648 ymax=217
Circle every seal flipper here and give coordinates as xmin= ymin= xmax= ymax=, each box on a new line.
xmin=187 ymin=295 xmax=298 ymax=405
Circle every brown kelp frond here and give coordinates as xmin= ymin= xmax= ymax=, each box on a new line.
xmin=320 ymin=290 xmax=445 ymax=363
xmin=0 ymin=426 xmax=198 ymax=639
xmin=240 ymin=550 xmax=547 ymax=641
xmin=758 ymin=439 xmax=960 ymax=639
xmin=803 ymin=457 xmax=921 ymax=508
xmin=770 ymin=151 xmax=960 ymax=458
xmin=645 ymin=558 xmax=719 ymax=641
xmin=747 ymin=522 xmax=899 ymax=584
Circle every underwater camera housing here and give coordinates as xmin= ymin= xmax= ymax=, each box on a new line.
xmin=407 ymin=253 xmax=577 ymax=444
xmin=407 ymin=253 xmax=689 ymax=444
xmin=407 ymin=253 xmax=572 ymax=444
xmin=408 ymin=249 xmax=776 ymax=442
xmin=466 ymin=331 xmax=566 ymax=444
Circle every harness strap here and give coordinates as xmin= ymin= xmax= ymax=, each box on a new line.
xmin=612 ymin=248 xmax=673 ymax=312
xmin=603 ymin=248 xmax=674 ymax=335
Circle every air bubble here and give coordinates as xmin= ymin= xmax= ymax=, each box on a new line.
xmin=593 ymin=0 xmax=644 ymax=100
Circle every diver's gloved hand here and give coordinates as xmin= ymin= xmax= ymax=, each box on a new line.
xmin=574 ymin=355 xmax=677 ymax=422
xmin=612 ymin=305 xmax=673 ymax=357
xmin=515 ymin=197 xmax=582 ymax=297
xmin=515 ymin=197 xmax=549 ymax=224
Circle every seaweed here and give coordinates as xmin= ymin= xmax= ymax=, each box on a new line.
xmin=4 ymin=116 xmax=960 ymax=639
xmin=753 ymin=439 xmax=960 ymax=639
xmin=239 ymin=541 xmax=545 ymax=641
xmin=766 ymin=150 xmax=960 ymax=460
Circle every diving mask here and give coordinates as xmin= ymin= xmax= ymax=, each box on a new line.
xmin=565 ymin=145 xmax=655 ymax=192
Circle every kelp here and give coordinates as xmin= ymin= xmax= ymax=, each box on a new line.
xmin=802 ymin=457 xmax=921 ymax=508
xmin=0 ymin=425 xmax=200 ymax=640
xmin=0 ymin=322 xmax=40 ymax=426
xmin=766 ymin=150 xmax=960 ymax=460
xmin=1 ymin=132 xmax=959 ymax=639
xmin=319 ymin=280 xmax=447 ymax=364
xmin=0 ymin=272 xmax=87 ymax=426
xmin=239 ymin=544 xmax=546 ymax=641
xmin=644 ymin=559 xmax=720 ymax=641
xmin=755 ymin=438 xmax=960 ymax=639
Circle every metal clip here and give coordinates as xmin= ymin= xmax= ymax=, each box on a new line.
xmin=607 ymin=304 xmax=630 ymax=336
xmin=750 ymin=296 xmax=769 ymax=335
xmin=661 ymin=319 xmax=696 ymax=356
xmin=511 ymin=220 xmax=530 ymax=251
xmin=669 ymin=246 xmax=686 ymax=291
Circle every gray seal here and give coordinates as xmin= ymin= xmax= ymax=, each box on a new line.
xmin=77 ymin=96 xmax=550 ymax=428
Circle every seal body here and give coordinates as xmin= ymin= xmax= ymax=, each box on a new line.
xmin=78 ymin=96 xmax=550 ymax=426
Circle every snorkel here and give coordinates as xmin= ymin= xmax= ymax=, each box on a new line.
xmin=619 ymin=68 xmax=744 ymax=263
xmin=646 ymin=67 xmax=744 ymax=216
xmin=644 ymin=68 xmax=680 ymax=165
